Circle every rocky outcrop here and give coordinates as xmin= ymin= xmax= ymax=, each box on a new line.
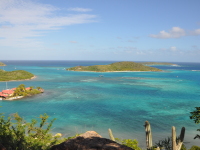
xmin=50 ymin=131 xmax=133 ymax=150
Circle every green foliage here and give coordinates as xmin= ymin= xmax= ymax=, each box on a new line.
xmin=115 ymin=138 xmax=141 ymax=150
xmin=139 ymin=62 xmax=175 ymax=66
xmin=189 ymin=145 xmax=200 ymax=150
xmin=154 ymin=137 xmax=186 ymax=150
xmin=190 ymin=107 xmax=200 ymax=139
xmin=67 ymin=61 xmax=162 ymax=72
xmin=155 ymin=137 xmax=171 ymax=150
xmin=13 ymin=84 xmax=42 ymax=98
xmin=0 ymin=70 xmax=34 ymax=81
xmin=0 ymin=113 xmax=65 ymax=150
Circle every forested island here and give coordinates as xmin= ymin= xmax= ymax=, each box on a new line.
xmin=0 ymin=62 xmax=6 ymax=66
xmin=0 ymin=70 xmax=35 ymax=81
xmin=67 ymin=61 xmax=162 ymax=72
xmin=139 ymin=62 xmax=176 ymax=65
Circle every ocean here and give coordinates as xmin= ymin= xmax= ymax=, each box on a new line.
xmin=0 ymin=60 xmax=200 ymax=148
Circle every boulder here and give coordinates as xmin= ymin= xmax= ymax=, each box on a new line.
xmin=50 ymin=131 xmax=133 ymax=150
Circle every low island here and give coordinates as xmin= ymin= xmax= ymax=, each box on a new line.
xmin=0 ymin=62 xmax=6 ymax=66
xmin=0 ymin=84 xmax=44 ymax=100
xmin=67 ymin=61 xmax=162 ymax=72
xmin=139 ymin=62 xmax=176 ymax=65
xmin=0 ymin=70 xmax=35 ymax=81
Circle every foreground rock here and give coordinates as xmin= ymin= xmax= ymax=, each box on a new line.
xmin=50 ymin=131 xmax=133 ymax=150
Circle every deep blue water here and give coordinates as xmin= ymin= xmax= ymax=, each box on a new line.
xmin=0 ymin=60 xmax=200 ymax=148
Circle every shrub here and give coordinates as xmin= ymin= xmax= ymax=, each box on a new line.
xmin=116 ymin=138 xmax=141 ymax=150
xmin=190 ymin=107 xmax=200 ymax=139
xmin=189 ymin=145 xmax=200 ymax=150
xmin=0 ymin=113 xmax=65 ymax=150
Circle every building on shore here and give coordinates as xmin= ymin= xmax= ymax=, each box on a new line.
xmin=0 ymin=87 xmax=31 ymax=100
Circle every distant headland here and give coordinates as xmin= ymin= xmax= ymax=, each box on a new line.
xmin=67 ymin=61 xmax=162 ymax=72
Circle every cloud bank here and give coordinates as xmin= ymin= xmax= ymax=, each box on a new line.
xmin=150 ymin=27 xmax=200 ymax=39
xmin=67 ymin=7 xmax=92 ymax=12
xmin=0 ymin=0 xmax=97 ymax=48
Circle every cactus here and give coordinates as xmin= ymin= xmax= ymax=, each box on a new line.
xmin=172 ymin=126 xmax=185 ymax=150
xmin=144 ymin=121 xmax=152 ymax=150
xmin=108 ymin=128 xmax=115 ymax=141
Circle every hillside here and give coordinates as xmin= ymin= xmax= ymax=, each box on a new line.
xmin=67 ymin=61 xmax=162 ymax=72
xmin=0 ymin=70 xmax=34 ymax=81
xmin=140 ymin=62 xmax=175 ymax=65
xmin=0 ymin=62 xmax=6 ymax=66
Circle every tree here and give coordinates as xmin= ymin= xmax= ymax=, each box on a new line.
xmin=190 ymin=107 xmax=200 ymax=139
xmin=0 ymin=113 xmax=65 ymax=150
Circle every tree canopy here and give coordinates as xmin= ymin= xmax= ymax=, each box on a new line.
xmin=0 ymin=70 xmax=34 ymax=81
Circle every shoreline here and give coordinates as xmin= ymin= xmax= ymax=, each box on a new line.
xmin=68 ymin=70 xmax=162 ymax=73
xmin=0 ymin=75 xmax=37 ymax=82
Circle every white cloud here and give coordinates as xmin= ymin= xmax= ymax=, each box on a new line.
xmin=190 ymin=29 xmax=200 ymax=35
xmin=68 ymin=7 xmax=92 ymax=12
xmin=170 ymin=46 xmax=177 ymax=51
xmin=69 ymin=41 xmax=77 ymax=43
xmin=159 ymin=46 xmax=179 ymax=53
xmin=150 ymin=27 xmax=185 ymax=39
xmin=0 ymin=0 xmax=97 ymax=49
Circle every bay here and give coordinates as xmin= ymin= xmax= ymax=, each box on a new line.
xmin=0 ymin=60 xmax=200 ymax=148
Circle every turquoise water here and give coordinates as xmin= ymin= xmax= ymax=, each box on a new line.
xmin=0 ymin=61 xmax=200 ymax=148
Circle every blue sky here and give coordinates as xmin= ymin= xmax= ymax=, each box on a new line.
xmin=0 ymin=0 xmax=200 ymax=62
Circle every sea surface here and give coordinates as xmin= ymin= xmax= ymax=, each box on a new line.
xmin=0 ymin=60 xmax=200 ymax=148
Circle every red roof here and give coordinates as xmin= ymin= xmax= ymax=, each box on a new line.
xmin=26 ymin=87 xmax=31 ymax=90
xmin=12 ymin=88 xmax=16 ymax=90
xmin=0 ymin=92 xmax=8 ymax=97
xmin=2 ymin=90 xmax=14 ymax=94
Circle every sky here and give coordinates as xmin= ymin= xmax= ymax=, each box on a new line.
xmin=0 ymin=0 xmax=200 ymax=62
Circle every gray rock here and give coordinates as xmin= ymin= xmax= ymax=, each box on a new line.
xmin=50 ymin=131 xmax=133 ymax=150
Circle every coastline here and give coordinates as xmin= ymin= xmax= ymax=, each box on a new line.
xmin=68 ymin=70 xmax=161 ymax=72
xmin=0 ymin=75 xmax=37 ymax=82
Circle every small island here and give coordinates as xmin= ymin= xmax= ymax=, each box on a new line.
xmin=67 ymin=61 xmax=162 ymax=72
xmin=0 ymin=62 xmax=6 ymax=66
xmin=0 ymin=70 xmax=35 ymax=81
xmin=0 ymin=84 xmax=44 ymax=100
xmin=139 ymin=62 xmax=176 ymax=65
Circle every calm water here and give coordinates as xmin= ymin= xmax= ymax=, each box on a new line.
xmin=0 ymin=60 xmax=200 ymax=148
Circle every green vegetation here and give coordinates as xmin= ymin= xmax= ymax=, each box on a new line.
xmin=0 ymin=107 xmax=199 ymax=149
xmin=155 ymin=137 xmax=187 ymax=150
xmin=108 ymin=128 xmax=141 ymax=150
xmin=0 ymin=70 xmax=34 ymax=81
xmin=139 ymin=62 xmax=175 ymax=65
xmin=12 ymin=84 xmax=43 ymax=97
xmin=116 ymin=138 xmax=141 ymax=150
xmin=0 ymin=113 xmax=65 ymax=150
xmin=189 ymin=146 xmax=200 ymax=150
xmin=67 ymin=61 xmax=162 ymax=72
xmin=190 ymin=107 xmax=200 ymax=139
xmin=0 ymin=62 xmax=6 ymax=66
